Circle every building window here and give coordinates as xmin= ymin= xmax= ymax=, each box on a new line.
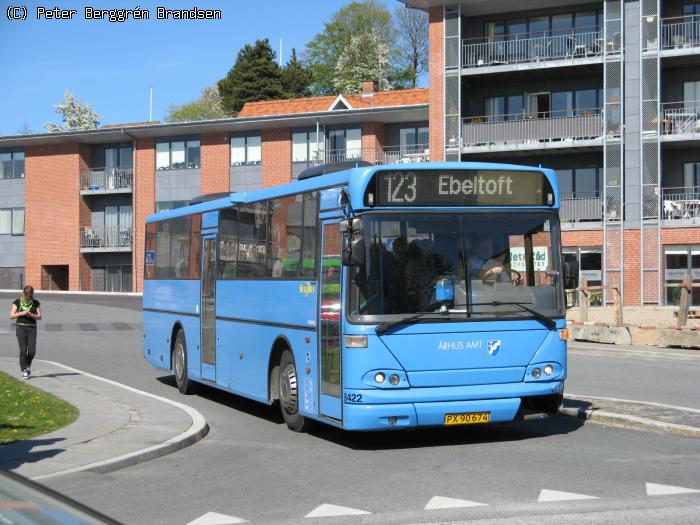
xmin=155 ymin=139 xmax=200 ymax=170
xmin=664 ymin=245 xmax=700 ymax=306
xmin=156 ymin=201 xmax=190 ymax=213
xmin=292 ymin=131 xmax=324 ymax=163
xmin=563 ymin=247 xmax=602 ymax=306
xmin=0 ymin=208 xmax=23 ymax=235
xmin=230 ymin=135 xmax=261 ymax=166
xmin=483 ymin=10 xmax=600 ymax=40
xmin=556 ymin=167 xmax=603 ymax=196
xmin=0 ymin=151 xmax=24 ymax=180
xmin=327 ymin=128 xmax=361 ymax=160
xmin=399 ymin=126 xmax=429 ymax=154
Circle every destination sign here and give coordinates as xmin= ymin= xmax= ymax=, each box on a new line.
xmin=370 ymin=169 xmax=551 ymax=207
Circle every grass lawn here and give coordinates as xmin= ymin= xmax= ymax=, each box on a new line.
xmin=0 ymin=371 xmax=79 ymax=445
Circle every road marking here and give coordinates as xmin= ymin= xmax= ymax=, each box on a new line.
xmin=646 ymin=482 xmax=700 ymax=496
xmin=424 ymin=496 xmax=487 ymax=509
xmin=567 ymin=393 xmax=700 ymax=415
xmin=187 ymin=512 xmax=246 ymax=525
xmin=305 ymin=504 xmax=371 ymax=518
xmin=569 ymin=344 xmax=700 ymax=361
xmin=538 ymin=489 xmax=598 ymax=502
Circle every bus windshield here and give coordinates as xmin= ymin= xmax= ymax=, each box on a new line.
xmin=348 ymin=212 xmax=564 ymax=323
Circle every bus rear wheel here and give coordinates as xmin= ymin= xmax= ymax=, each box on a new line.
xmin=279 ymin=349 xmax=311 ymax=432
xmin=173 ymin=329 xmax=198 ymax=395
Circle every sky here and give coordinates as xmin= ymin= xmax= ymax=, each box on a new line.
xmin=0 ymin=0 xmax=398 ymax=136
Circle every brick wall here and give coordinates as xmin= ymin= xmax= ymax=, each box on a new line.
xmin=78 ymin=144 xmax=92 ymax=291
xmin=429 ymin=6 xmax=444 ymax=162
xmin=261 ymin=128 xmax=291 ymax=188
xmin=561 ymin=229 xmax=604 ymax=247
xmin=201 ymin=132 xmax=230 ymax=194
xmin=133 ymin=137 xmax=155 ymax=293
xmin=623 ymin=229 xmax=641 ymax=305
xmin=361 ymin=122 xmax=386 ymax=163
xmin=24 ymin=144 xmax=82 ymax=290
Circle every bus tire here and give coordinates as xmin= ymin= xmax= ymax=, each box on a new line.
xmin=173 ymin=329 xmax=198 ymax=395
xmin=278 ymin=349 xmax=311 ymax=432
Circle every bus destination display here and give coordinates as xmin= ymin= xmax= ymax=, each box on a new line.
xmin=373 ymin=169 xmax=550 ymax=207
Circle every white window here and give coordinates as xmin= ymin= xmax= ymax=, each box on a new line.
xmin=684 ymin=81 xmax=700 ymax=111
xmin=171 ymin=141 xmax=185 ymax=169
xmin=292 ymin=133 xmax=307 ymax=162
xmin=12 ymin=208 xmax=24 ymax=235
xmin=346 ymin=128 xmax=361 ymax=159
xmin=156 ymin=143 xmax=170 ymax=170
xmin=231 ymin=137 xmax=246 ymax=165
xmin=247 ymin=136 xmax=261 ymax=164
xmin=0 ymin=209 xmax=10 ymax=234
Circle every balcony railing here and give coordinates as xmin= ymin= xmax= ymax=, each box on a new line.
xmin=660 ymin=101 xmax=700 ymax=137
xmin=560 ymin=192 xmax=603 ymax=223
xmin=462 ymin=110 xmax=603 ymax=149
xmin=297 ymin=145 xmax=430 ymax=168
xmin=80 ymin=167 xmax=133 ymax=192
xmin=462 ymin=27 xmax=609 ymax=69
xmin=661 ymin=187 xmax=700 ymax=220
xmin=661 ymin=15 xmax=700 ymax=51
xmin=80 ymin=226 xmax=133 ymax=250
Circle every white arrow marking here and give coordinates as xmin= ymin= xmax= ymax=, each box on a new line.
xmin=646 ymin=483 xmax=700 ymax=496
xmin=305 ymin=504 xmax=371 ymax=518
xmin=425 ymin=496 xmax=488 ymax=509
xmin=538 ymin=489 xmax=598 ymax=502
xmin=186 ymin=512 xmax=247 ymax=525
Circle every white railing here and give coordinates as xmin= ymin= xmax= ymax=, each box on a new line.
xmin=80 ymin=167 xmax=133 ymax=191
xmin=662 ymin=15 xmax=700 ymax=50
xmin=661 ymin=187 xmax=700 ymax=220
xmin=462 ymin=27 xmax=608 ymax=69
xmin=375 ymin=144 xmax=430 ymax=164
xmin=462 ymin=110 xmax=603 ymax=148
xmin=661 ymin=101 xmax=700 ymax=136
xmin=560 ymin=192 xmax=603 ymax=223
xmin=80 ymin=226 xmax=133 ymax=249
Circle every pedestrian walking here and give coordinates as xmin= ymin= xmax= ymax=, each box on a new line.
xmin=9 ymin=286 xmax=42 ymax=379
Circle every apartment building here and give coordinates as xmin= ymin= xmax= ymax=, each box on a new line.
xmin=401 ymin=0 xmax=700 ymax=307
xmin=0 ymin=83 xmax=428 ymax=292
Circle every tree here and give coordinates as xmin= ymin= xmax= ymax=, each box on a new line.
xmin=281 ymin=49 xmax=313 ymax=99
xmin=165 ymin=86 xmax=226 ymax=122
xmin=44 ymin=90 xmax=99 ymax=132
xmin=17 ymin=122 xmax=34 ymax=135
xmin=333 ymin=31 xmax=390 ymax=94
xmin=217 ymin=39 xmax=286 ymax=116
xmin=304 ymin=0 xmax=396 ymax=95
xmin=394 ymin=6 xmax=429 ymax=88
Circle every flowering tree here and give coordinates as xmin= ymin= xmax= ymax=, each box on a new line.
xmin=45 ymin=91 xmax=99 ymax=132
xmin=332 ymin=30 xmax=390 ymax=94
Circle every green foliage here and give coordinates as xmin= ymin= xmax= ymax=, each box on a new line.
xmin=304 ymin=0 xmax=396 ymax=95
xmin=281 ymin=49 xmax=313 ymax=99
xmin=217 ymin=38 xmax=286 ymax=116
xmin=333 ymin=30 xmax=390 ymax=94
xmin=165 ymin=86 xmax=226 ymax=123
xmin=44 ymin=90 xmax=99 ymax=132
xmin=0 ymin=371 xmax=79 ymax=445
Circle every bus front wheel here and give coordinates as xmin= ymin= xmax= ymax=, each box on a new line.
xmin=279 ymin=349 xmax=311 ymax=432
xmin=173 ymin=329 xmax=198 ymax=395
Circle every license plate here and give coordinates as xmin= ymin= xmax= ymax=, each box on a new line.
xmin=444 ymin=412 xmax=490 ymax=425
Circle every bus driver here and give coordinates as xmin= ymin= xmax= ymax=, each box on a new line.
xmin=468 ymin=235 xmax=520 ymax=284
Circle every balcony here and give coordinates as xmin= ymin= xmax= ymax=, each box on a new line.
xmin=661 ymin=15 xmax=700 ymax=55
xmin=560 ymin=192 xmax=603 ymax=225
xmin=80 ymin=226 xmax=133 ymax=252
xmin=297 ymin=145 xmax=430 ymax=169
xmin=461 ymin=27 xmax=610 ymax=74
xmin=80 ymin=167 xmax=133 ymax=194
xmin=660 ymin=102 xmax=700 ymax=139
xmin=462 ymin=110 xmax=604 ymax=152
xmin=661 ymin=187 xmax=700 ymax=223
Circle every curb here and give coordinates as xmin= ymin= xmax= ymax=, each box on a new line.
xmin=32 ymin=360 xmax=209 ymax=480
xmin=558 ymin=395 xmax=700 ymax=439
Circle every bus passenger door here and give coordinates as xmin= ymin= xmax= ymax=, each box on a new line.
xmin=319 ymin=221 xmax=343 ymax=421
xmin=200 ymin=235 xmax=217 ymax=382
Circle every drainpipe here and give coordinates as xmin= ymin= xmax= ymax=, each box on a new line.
xmin=123 ymin=129 xmax=137 ymax=293
xmin=315 ymin=119 xmax=320 ymax=165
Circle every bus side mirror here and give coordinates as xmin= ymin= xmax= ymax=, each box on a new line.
xmin=563 ymin=260 xmax=579 ymax=290
xmin=340 ymin=219 xmax=364 ymax=267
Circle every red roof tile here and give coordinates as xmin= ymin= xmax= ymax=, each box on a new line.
xmin=238 ymin=88 xmax=428 ymax=118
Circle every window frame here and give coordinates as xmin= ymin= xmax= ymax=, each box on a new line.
xmin=230 ymin=134 xmax=262 ymax=166
xmin=155 ymin=139 xmax=201 ymax=171
xmin=0 ymin=150 xmax=25 ymax=180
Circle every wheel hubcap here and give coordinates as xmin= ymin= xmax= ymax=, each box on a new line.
xmin=280 ymin=364 xmax=298 ymax=413
xmin=175 ymin=344 xmax=184 ymax=382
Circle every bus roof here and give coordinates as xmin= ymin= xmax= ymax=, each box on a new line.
xmin=146 ymin=161 xmax=558 ymax=223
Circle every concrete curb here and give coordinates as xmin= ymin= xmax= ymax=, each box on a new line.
xmin=559 ymin=395 xmax=700 ymax=439
xmin=32 ymin=360 xmax=209 ymax=480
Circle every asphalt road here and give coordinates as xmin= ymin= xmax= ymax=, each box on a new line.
xmin=1 ymin=294 xmax=698 ymax=524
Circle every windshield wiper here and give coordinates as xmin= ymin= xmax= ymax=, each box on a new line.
xmin=470 ymin=301 xmax=557 ymax=330
xmin=375 ymin=312 xmax=452 ymax=335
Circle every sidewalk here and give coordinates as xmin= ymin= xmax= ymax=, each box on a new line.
xmin=561 ymin=395 xmax=700 ymax=438
xmin=0 ymin=358 xmax=208 ymax=480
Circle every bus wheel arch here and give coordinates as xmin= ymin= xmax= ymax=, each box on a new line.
xmin=268 ymin=336 xmax=292 ymax=405
xmin=169 ymin=322 xmax=184 ymax=373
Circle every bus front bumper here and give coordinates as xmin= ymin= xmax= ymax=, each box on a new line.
xmin=340 ymin=380 xmax=564 ymax=431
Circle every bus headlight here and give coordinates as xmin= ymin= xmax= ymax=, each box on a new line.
xmin=389 ymin=374 xmax=400 ymax=385
xmin=374 ymin=372 xmax=386 ymax=383
xmin=544 ymin=364 xmax=554 ymax=376
xmin=532 ymin=368 xmax=541 ymax=379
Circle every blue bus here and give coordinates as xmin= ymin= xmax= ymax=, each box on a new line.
xmin=143 ymin=161 xmax=570 ymax=432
